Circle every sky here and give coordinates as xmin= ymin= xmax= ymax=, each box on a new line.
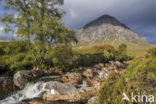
xmin=61 ymin=0 xmax=156 ymax=44
xmin=0 ymin=0 xmax=156 ymax=44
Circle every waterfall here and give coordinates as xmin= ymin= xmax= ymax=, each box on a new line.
xmin=0 ymin=82 xmax=47 ymax=104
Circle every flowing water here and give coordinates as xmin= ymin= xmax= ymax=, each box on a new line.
xmin=0 ymin=82 xmax=46 ymax=104
xmin=0 ymin=76 xmax=87 ymax=104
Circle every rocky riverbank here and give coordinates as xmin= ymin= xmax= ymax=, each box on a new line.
xmin=0 ymin=61 xmax=130 ymax=104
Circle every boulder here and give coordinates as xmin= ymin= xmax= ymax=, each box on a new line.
xmin=43 ymin=81 xmax=80 ymax=102
xmin=61 ymin=72 xmax=82 ymax=86
xmin=42 ymin=81 xmax=97 ymax=103
xmin=14 ymin=69 xmax=62 ymax=89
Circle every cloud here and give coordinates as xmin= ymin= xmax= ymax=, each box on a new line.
xmin=62 ymin=0 xmax=156 ymax=44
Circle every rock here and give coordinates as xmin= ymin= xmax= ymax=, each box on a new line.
xmin=87 ymin=96 xmax=97 ymax=104
xmin=43 ymin=81 xmax=80 ymax=102
xmin=61 ymin=72 xmax=82 ymax=86
xmin=45 ymin=81 xmax=79 ymax=95
xmin=98 ymin=63 xmax=105 ymax=68
xmin=109 ymin=61 xmax=129 ymax=70
xmin=21 ymin=98 xmax=52 ymax=104
xmin=86 ymin=78 xmax=101 ymax=90
xmin=79 ymin=87 xmax=96 ymax=93
xmin=123 ymin=61 xmax=130 ymax=65
xmin=79 ymin=88 xmax=97 ymax=102
xmin=82 ymin=69 xmax=94 ymax=78
xmin=108 ymin=66 xmax=116 ymax=70
xmin=0 ymin=76 xmax=18 ymax=99
xmin=99 ymin=68 xmax=110 ymax=80
xmin=42 ymin=81 xmax=97 ymax=103
xmin=14 ymin=69 xmax=62 ymax=89
xmin=86 ymin=68 xmax=111 ymax=90
xmin=21 ymin=98 xmax=83 ymax=104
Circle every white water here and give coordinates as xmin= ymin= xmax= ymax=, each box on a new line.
xmin=0 ymin=82 xmax=47 ymax=104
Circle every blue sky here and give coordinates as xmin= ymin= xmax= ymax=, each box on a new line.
xmin=0 ymin=0 xmax=156 ymax=44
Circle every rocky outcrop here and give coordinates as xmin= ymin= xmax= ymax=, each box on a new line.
xmin=14 ymin=69 xmax=62 ymax=89
xmin=0 ymin=76 xmax=18 ymax=99
xmin=61 ymin=72 xmax=82 ymax=86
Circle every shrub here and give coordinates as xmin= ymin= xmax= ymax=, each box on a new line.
xmin=146 ymin=47 xmax=156 ymax=57
xmin=115 ymin=43 xmax=132 ymax=61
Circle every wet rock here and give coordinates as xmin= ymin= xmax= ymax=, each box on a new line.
xmin=61 ymin=72 xmax=82 ymax=86
xmin=0 ymin=76 xmax=18 ymax=99
xmin=14 ymin=69 xmax=62 ymax=89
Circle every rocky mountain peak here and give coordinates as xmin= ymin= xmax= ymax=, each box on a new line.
xmin=75 ymin=14 xmax=149 ymax=47
xmin=84 ymin=15 xmax=129 ymax=29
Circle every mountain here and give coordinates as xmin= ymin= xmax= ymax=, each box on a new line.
xmin=75 ymin=15 xmax=149 ymax=47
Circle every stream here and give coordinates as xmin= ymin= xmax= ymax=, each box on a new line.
xmin=0 ymin=76 xmax=87 ymax=104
